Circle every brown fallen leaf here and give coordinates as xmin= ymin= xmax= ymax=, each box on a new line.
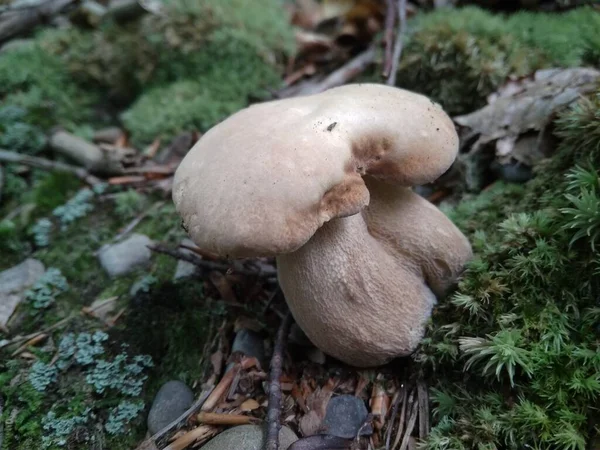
xmin=208 ymin=271 xmax=238 ymax=304
xmin=299 ymin=379 xmax=337 ymax=436
xmin=455 ymin=67 xmax=600 ymax=160
xmin=240 ymin=398 xmax=260 ymax=412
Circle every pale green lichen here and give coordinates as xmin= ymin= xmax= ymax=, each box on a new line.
xmin=30 ymin=218 xmax=53 ymax=247
xmin=41 ymin=409 xmax=92 ymax=448
xmin=104 ymin=400 xmax=145 ymax=435
xmin=52 ymin=188 xmax=95 ymax=229
xmin=86 ymin=353 xmax=153 ymax=396
xmin=25 ymin=267 xmax=69 ymax=309
xmin=28 ymin=362 xmax=58 ymax=392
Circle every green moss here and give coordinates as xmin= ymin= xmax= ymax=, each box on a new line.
xmin=418 ymin=91 xmax=600 ymax=449
xmin=42 ymin=0 xmax=293 ymax=144
xmin=0 ymin=41 xmax=97 ymax=129
xmin=394 ymin=5 xmax=600 ymax=115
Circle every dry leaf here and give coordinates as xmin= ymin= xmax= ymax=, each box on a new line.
xmin=455 ymin=67 xmax=600 ymax=160
xmin=240 ymin=398 xmax=260 ymax=412
xmin=208 ymin=271 xmax=238 ymax=304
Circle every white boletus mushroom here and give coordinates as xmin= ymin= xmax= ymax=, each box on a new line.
xmin=172 ymin=83 xmax=473 ymax=367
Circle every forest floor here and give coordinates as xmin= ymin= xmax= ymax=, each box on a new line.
xmin=1 ymin=1 xmax=600 ymax=449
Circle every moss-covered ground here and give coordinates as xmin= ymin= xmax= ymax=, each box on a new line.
xmin=1 ymin=1 xmax=599 ymax=449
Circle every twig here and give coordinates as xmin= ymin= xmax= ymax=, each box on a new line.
xmin=148 ymin=244 xmax=277 ymax=278
xmin=201 ymin=357 xmax=259 ymax=412
xmin=385 ymin=385 xmax=405 ymax=450
xmin=277 ymin=46 xmax=377 ymax=98
xmin=382 ymin=0 xmax=396 ymax=78
xmin=399 ymin=390 xmax=419 ymax=450
xmin=0 ymin=148 xmax=101 ymax=186
xmin=0 ymin=314 xmax=76 ymax=351
xmin=386 ymin=0 xmax=407 ymax=86
xmin=161 ymin=425 xmax=218 ymax=450
xmin=417 ymin=380 xmax=430 ymax=439
xmin=112 ymin=200 xmax=165 ymax=242
xmin=391 ymin=386 xmax=410 ymax=450
xmin=196 ymin=411 xmax=259 ymax=426
xmin=10 ymin=333 xmax=48 ymax=357
xmin=266 ymin=312 xmax=293 ymax=450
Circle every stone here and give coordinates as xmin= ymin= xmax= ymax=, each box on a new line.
xmin=147 ymin=381 xmax=194 ymax=435
xmin=226 ymin=329 xmax=266 ymax=372
xmin=173 ymin=238 xmax=198 ymax=281
xmin=98 ymin=233 xmax=153 ymax=277
xmin=306 ymin=348 xmax=326 ymax=364
xmin=0 ymin=258 xmax=45 ymax=329
xmin=200 ymin=424 xmax=298 ymax=450
xmin=322 ymin=395 xmax=373 ymax=439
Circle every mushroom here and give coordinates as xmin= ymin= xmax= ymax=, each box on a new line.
xmin=172 ymin=83 xmax=473 ymax=367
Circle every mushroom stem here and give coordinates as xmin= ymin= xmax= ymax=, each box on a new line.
xmin=276 ymin=183 xmax=472 ymax=368
xmin=276 ymin=209 xmax=434 ymax=367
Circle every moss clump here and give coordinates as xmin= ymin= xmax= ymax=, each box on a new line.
xmin=43 ymin=0 xmax=294 ymax=144
xmin=0 ymin=42 xmax=97 ymax=129
xmin=418 ymin=91 xmax=600 ymax=449
xmin=396 ymin=6 xmax=600 ymax=115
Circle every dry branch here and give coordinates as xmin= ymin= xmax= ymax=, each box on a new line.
xmin=0 ymin=148 xmax=101 ymax=185
xmin=196 ymin=411 xmax=259 ymax=426
xmin=266 ymin=312 xmax=294 ymax=450
xmin=148 ymin=244 xmax=277 ymax=278
xmin=386 ymin=0 xmax=407 ymax=86
xmin=277 ymin=46 xmax=377 ymax=98
xmin=382 ymin=0 xmax=396 ymax=78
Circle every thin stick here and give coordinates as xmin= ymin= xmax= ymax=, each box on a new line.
xmin=197 ymin=412 xmax=259 ymax=426
xmin=386 ymin=0 xmax=407 ymax=86
xmin=201 ymin=357 xmax=259 ymax=412
xmin=161 ymin=425 xmax=217 ymax=450
xmin=277 ymin=46 xmax=377 ymax=98
xmin=148 ymin=244 xmax=276 ymax=278
xmin=0 ymin=314 xmax=76 ymax=350
xmin=417 ymin=380 xmax=430 ymax=439
xmin=385 ymin=385 xmax=404 ymax=450
xmin=266 ymin=312 xmax=293 ymax=450
xmin=399 ymin=391 xmax=419 ymax=450
xmin=0 ymin=148 xmax=101 ymax=185
xmin=382 ymin=0 xmax=396 ymax=78
xmin=391 ymin=386 xmax=410 ymax=450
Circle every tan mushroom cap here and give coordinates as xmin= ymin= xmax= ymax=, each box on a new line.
xmin=172 ymin=83 xmax=458 ymax=258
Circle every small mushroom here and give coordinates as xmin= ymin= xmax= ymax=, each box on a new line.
xmin=173 ymin=83 xmax=472 ymax=367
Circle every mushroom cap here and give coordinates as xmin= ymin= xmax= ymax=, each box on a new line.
xmin=172 ymin=83 xmax=458 ymax=258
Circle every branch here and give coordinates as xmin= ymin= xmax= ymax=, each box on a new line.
xmin=0 ymin=148 xmax=102 ymax=186
xmin=386 ymin=0 xmax=407 ymax=86
xmin=382 ymin=0 xmax=396 ymax=78
xmin=266 ymin=312 xmax=294 ymax=450
xmin=277 ymin=46 xmax=377 ymax=98
xmin=148 ymin=244 xmax=277 ymax=278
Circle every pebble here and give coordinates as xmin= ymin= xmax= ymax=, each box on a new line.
xmin=98 ymin=233 xmax=153 ymax=277
xmin=147 ymin=381 xmax=194 ymax=435
xmin=200 ymin=424 xmax=298 ymax=450
xmin=0 ymin=258 xmax=45 ymax=329
xmin=227 ymin=329 xmax=266 ymax=372
xmin=322 ymin=394 xmax=373 ymax=439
